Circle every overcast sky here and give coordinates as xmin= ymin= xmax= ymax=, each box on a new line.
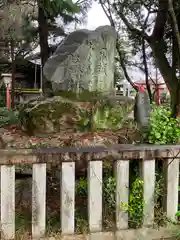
xmin=81 ymin=2 xmax=110 ymax=29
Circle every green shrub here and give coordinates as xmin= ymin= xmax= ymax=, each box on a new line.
xmin=76 ymin=177 xmax=88 ymax=196
xmin=76 ymin=174 xmax=145 ymax=229
xmin=120 ymin=178 xmax=144 ymax=228
xmin=148 ymin=104 xmax=180 ymax=144
xmin=103 ymin=176 xmax=116 ymax=211
xmin=0 ymin=107 xmax=19 ymax=127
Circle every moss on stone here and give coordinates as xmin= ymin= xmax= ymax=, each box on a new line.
xmin=19 ymin=93 xmax=134 ymax=135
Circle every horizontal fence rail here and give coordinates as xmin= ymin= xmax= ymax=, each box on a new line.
xmin=0 ymin=145 xmax=179 ymax=239
xmin=0 ymin=144 xmax=180 ymax=165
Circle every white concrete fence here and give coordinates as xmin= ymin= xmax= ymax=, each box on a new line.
xmin=0 ymin=145 xmax=179 ymax=239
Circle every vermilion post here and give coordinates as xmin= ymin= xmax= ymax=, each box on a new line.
xmin=156 ymin=87 xmax=161 ymax=105
xmin=6 ymin=87 xmax=11 ymax=109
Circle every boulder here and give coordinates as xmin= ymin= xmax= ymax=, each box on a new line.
xmin=43 ymin=25 xmax=117 ymax=95
xmin=19 ymin=96 xmax=80 ymax=135
xmin=18 ymin=95 xmax=134 ymax=135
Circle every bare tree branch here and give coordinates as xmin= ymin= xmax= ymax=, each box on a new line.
xmin=116 ymin=42 xmax=138 ymax=90
xmin=113 ymin=3 xmax=151 ymax=42
xmin=99 ymin=0 xmax=138 ymax=90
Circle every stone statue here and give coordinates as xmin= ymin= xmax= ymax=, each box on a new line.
xmin=43 ymin=25 xmax=117 ymax=95
xmin=134 ymin=86 xmax=151 ymax=140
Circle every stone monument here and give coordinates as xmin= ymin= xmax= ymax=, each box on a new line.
xmin=43 ymin=25 xmax=117 ymax=95
xmin=19 ymin=26 xmax=135 ymax=135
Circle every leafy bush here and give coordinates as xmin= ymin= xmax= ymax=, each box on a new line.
xmin=76 ymin=174 xmax=145 ymax=229
xmin=0 ymin=107 xmax=19 ymax=127
xmin=120 ymin=178 xmax=144 ymax=228
xmin=76 ymin=177 xmax=88 ymax=196
xmin=103 ymin=176 xmax=116 ymax=211
xmin=148 ymin=104 xmax=180 ymax=144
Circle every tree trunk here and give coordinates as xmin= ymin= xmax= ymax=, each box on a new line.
xmin=37 ymin=0 xmax=49 ymax=67
xmin=149 ymin=40 xmax=180 ymax=116
xmin=171 ymin=84 xmax=180 ymax=117
xmin=168 ymin=0 xmax=180 ymax=57
xmin=142 ymin=37 xmax=152 ymax=103
xmin=168 ymin=0 xmax=180 ymax=116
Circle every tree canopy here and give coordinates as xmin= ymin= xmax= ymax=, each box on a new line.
xmin=99 ymin=0 xmax=180 ymax=116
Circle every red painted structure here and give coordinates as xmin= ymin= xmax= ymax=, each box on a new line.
xmin=134 ymin=79 xmax=169 ymax=105
xmin=2 ymin=73 xmax=25 ymax=109
xmin=6 ymin=88 xmax=11 ymax=109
